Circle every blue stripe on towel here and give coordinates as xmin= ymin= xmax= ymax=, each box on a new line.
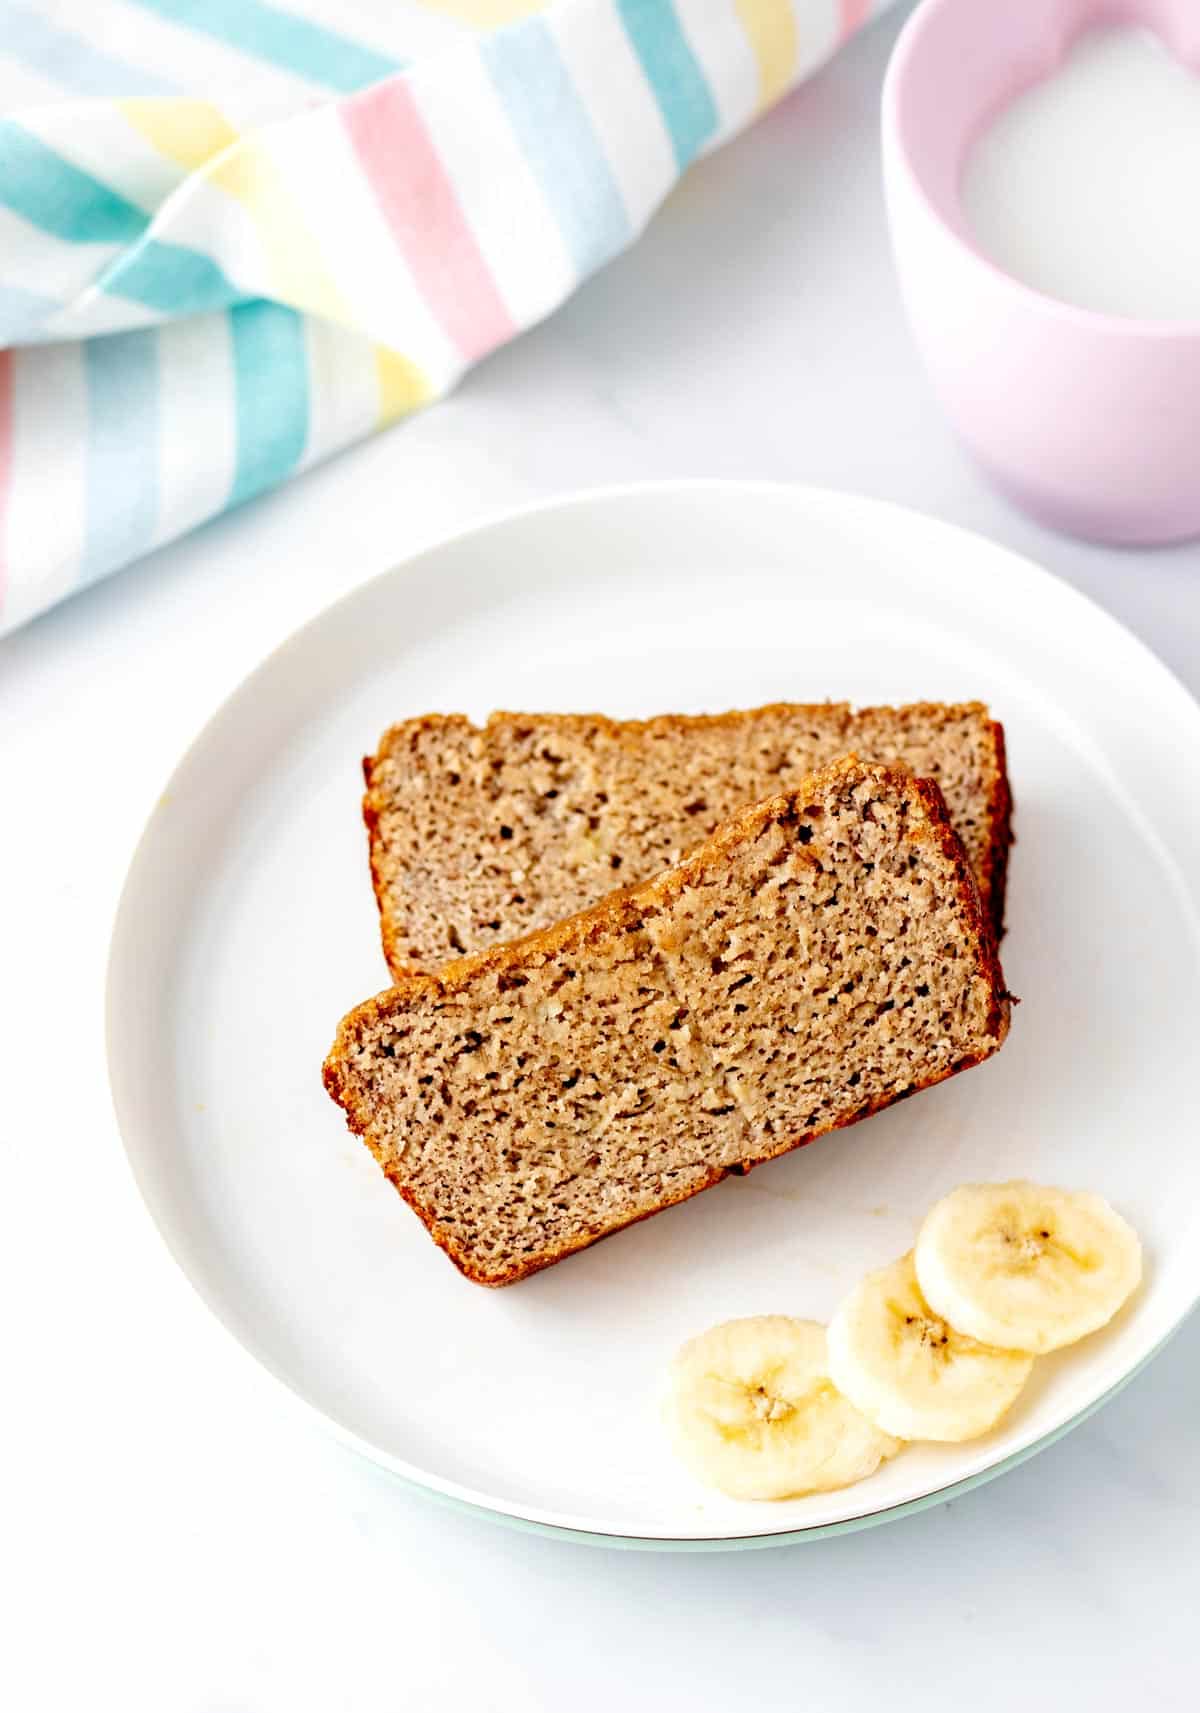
xmin=81 ymin=327 xmax=161 ymax=581
xmin=0 ymin=0 xmax=179 ymax=97
xmin=128 ymin=0 xmax=401 ymax=93
xmin=0 ymin=280 xmax=63 ymax=342
xmin=482 ymin=20 xmax=631 ymax=276
xmin=227 ymin=300 xmax=310 ymax=506
xmin=614 ymin=0 xmax=718 ymax=170
xmin=0 ymin=122 xmax=147 ymax=243
xmin=102 ymin=239 xmax=243 ymax=317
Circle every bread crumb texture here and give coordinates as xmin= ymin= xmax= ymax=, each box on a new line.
xmin=326 ymin=760 xmax=1010 ymax=1285
xmin=364 ymin=702 xmax=1012 ymax=974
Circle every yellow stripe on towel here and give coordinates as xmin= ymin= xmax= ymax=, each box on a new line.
xmin=123 ymin=101 xmax=431 ymax=431
xmin=206 ymin=138 xmax=351 ymax=327
xmin=374 ymin=344 xmax=431 ymax=424
xmin=212 ymin=145 xmax=431 ymax=426
xmin=119 ymin=99 xmax=240 ymax=172
xmin=413 ymin=1 xmax=548 ymax=28
xmin=735 ymin=0 xmax=798 ymax=109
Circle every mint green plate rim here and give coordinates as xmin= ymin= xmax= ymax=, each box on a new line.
xmin=332 ymin=1315 xmax=1184 ymax=1551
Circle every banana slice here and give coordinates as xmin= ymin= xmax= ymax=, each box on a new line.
xmin=664 ymin=1315 xmax=901 ymax=1500
xmin=827 ymin=1253 xmax=1032 ymax=1442
xmin=915 ymin=1181 xmax=1142 ymax=1354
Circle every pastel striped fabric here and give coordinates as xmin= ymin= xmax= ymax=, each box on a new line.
xmin=0 ymin=0 xmax=894 ymax=635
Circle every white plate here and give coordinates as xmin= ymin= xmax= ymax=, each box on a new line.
xmin=107 ymin=482 xmax=1200 ymax=1547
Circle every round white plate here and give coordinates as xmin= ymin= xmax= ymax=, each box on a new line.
xmin=108 ymin=482 xmax=1200 ymax=1548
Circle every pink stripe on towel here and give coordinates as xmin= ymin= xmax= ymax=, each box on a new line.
xmin=342 ymin=79 xmax=516 ymax=363
xmin=839 ymin=0 xmax=872 ymax=36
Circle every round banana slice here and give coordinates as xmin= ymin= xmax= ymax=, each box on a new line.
xmin=915 ymin=1180 xmax=1142 ymax=1354
xmin=827 ymin=1253 xmax=1033 ymax=1442
xmin=664 ymin=1315 xmax=902 ymax=1501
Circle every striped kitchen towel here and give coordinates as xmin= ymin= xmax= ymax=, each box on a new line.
xmin=0 ymin=0 xmax=893 ymax=636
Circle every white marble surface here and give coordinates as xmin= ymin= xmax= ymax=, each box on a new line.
xmin=3 ymin=8 xmax=1198 ymax=1708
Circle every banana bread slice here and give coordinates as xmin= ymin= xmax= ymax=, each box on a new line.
xmin=363 ymin=701 xmax=1012 ymax=974
xmin=326 ymin=759 xmax=1010 ymax=1286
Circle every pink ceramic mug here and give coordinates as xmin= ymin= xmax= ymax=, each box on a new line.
xmin=883 ymin=0 xmax=1200 ymax=545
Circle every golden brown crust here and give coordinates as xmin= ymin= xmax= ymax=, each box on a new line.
xmin=371 ymin=704 xmax=853 ymax=754
xmin=362 ymin=753 xmax=399 ymax=978
xmin=327 ymin=758 xmax=1011 ymax=1287
xmin=981 ymin=719 xmax=1014 ymax=940
xmin=852 ymin=700 xmax=1012 ymax=940
xmin=905 ymin=770 xmax=1010 ymax=1044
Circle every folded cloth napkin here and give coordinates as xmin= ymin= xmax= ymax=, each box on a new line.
xmin=0 ymin=0 xmax=892 ymax=636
